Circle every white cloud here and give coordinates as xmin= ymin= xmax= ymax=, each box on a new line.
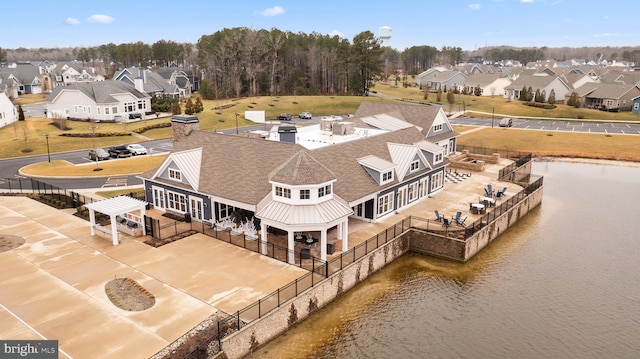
xmin=594 ymin=33 xmax=619 ymax=38
xmin=468 ymin=3 xmax=481 ymax=10
xmin=65 ymin=17 xmax=80 ymax=25
xmin=520 ymin=0 xmax=535 ymax=3
xmin=259 ymin=6 xmax=285 ymax=17
xmin=87 ymin=14 xmax=114 ymax=24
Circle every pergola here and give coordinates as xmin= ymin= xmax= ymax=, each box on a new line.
xmin=85 ymin=196 xmax=148 ymax=245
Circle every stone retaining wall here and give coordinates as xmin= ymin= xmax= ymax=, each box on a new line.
xmin=220 ymin=236 xmax=410 ymax=359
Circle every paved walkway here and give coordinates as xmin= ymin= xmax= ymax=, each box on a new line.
xmin=0 ymin=197 xmax=306 ymax=359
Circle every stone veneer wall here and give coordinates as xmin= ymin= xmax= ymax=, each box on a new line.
xmin=217 ymin=186 xmax=544 ymax=359
xmin=220 ymin=236 xmax=411 ymax=359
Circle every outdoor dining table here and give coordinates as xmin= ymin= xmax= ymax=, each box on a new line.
xmin=480 ymin=196 xmax=495 ymax=207
xmin=471 ymin=203 xmax=486 ymax=214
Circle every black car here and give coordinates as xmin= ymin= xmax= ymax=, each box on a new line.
xmin=277 ymin=113 xmax=292 ymax=121
xmin=128 ymin=112 xmax=142 ymax=119
xmin=108 ymin=145 xmax=133 ymax=158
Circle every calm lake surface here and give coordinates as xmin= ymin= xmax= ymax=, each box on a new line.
xmin=252 ymin=161 xmax=640 ymax=359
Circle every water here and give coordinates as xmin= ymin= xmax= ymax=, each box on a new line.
xmin=252 ymin=161 xmax=640 ymax=359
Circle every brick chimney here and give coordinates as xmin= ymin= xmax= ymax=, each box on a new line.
xmin=171 ymin=114 xmax=199 ymax=146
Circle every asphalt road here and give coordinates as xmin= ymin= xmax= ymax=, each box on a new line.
xmin=449 ymin=116 xmax=640 ymax=135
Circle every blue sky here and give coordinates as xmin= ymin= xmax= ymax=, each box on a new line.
xmin=3 ymin=0 xmax=638 ymax=51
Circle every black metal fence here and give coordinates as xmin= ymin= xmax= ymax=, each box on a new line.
xmin=456 ymin=144 xmax=531 ymax=161
xmin=0 ymin=178 xmax=146 ymax=208
xmin=214 ymin=216 xmax=412 ymax=347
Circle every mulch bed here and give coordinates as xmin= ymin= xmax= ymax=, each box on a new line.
xmin=105 ymin=277 xmax=155 ymax=311
xmin=143 ymin=230 xmax=198 ymax=248
xmin=0 ymin=234 xmax=25 ymax=253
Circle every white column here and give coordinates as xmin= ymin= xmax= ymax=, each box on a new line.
xmin=140 ymin=207 xmax=147 ymax=235
xmin=342 ymin=219 xmax=349 ymax=252
xmin=337 ymin=222 xmax=343 ymax=241
xmin=260 ymin=223 xmax=268 ymax=255
xmin=320 ymin=230 xmax=327 ymax=261
xmin=110 ymin=215 xmax=119 ymax=245
xmin=89 ymin=208 xmax=96 ymax=236
xmin=287 ymin=231 xmax=295 ymax=264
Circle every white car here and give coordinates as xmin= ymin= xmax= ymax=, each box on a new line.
xmin=299 ymin=112 xmax=312 ymax=119
xmin=126 ymin=143 xmax=148 ymax=155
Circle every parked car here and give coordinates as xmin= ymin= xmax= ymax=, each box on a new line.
xmin=128 ymin=112 xmax=142 ymax=120
xmin=108 ymin=145 xmax=132 ymax=158
xmin=278 ymin=113 xmax=292 ymax=121
xmin=499 ymin=118 xmax=513 ymax=127
xmin=88 ymin=148 xmax=110 ymax=161
xmin=299 ymin=112 xmax=312 ymax=119
xmin=126 ymin=143 xmax=148 ymax=155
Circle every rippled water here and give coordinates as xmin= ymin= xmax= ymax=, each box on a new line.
xmin=252 ymin=161 xmax=640 ymax=359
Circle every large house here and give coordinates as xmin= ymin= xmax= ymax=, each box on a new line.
xmin=572 ymin=83 xmax=640 ymax=111
xmin=503 ymin=74 xmax=572 ymax=101
xmin=0 ymin=92 xmax=17 ymax=128
xmin=457 ymin=73 xmax=512 ymax=97
xmin=45 ymin=81 xmax=151 ymax=121
xmin=140 ymin=103 xmax=459 ymax=262
xmin=113 ymin=67 xmax=181 ymax=98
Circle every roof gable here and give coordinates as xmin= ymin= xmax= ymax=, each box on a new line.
xmin=153 ymin=148 xmax=202 ymax=190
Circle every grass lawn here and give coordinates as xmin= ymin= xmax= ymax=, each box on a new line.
xmin=19 ymin=155 xmax=167 ymax=177
xmin=456 ymin=126 xmax=640 ymax=162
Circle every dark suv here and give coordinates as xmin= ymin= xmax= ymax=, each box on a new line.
xmin=277 ymin=113 xmax=292 ymax=121
xmin=108 ymin=145 xmax=132 ymax=158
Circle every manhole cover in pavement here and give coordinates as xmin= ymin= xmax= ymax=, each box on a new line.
xmin=0 ymin=234 xmax=25 ymax=252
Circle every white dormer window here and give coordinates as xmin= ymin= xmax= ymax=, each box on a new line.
xmin=410 ymin=160 xmax=419 ymax=172
xmin=435 ymin=153 xmax=443 ymax=162
xmin=434 ymin=124 xmax=443 ymax=132
xmin=300 ymin=189 xmax=310 ymax=200
xmin=169 ymin=169 xmax=182 ymax=181
xmin=318 ymin=184 xmax=332 ymax=198
xmin=382 ymin=171 xmax=393 ymax=182
xmin=275 ymin=186 xmax=291 ymax=199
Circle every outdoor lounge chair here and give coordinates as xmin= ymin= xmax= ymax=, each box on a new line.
xmin=442 ymin=218 xmax=452 ymax=228
xmin=435 ymin=210 xmax=443 ymax=222
xmin=496 ymin=187 xmax=507 ymax=199
xmin=485 ymin=184 xmax=493 ymax=197
xmin=455 ymin=215 xmax=467 ymax=227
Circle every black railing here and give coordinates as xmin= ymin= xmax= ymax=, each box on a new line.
xmin=213 ymin=217 xmax=411 ymax=349
xmin=498 ymin=153 xmax=532 ymax=180
xmin=0 ymin=177 xmax=145 ymax=208
xmin=456 ymin=144 xmax=530 ymax=160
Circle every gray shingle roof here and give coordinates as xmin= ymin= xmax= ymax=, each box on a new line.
xmin=270 ymin=150 xmax=336 ymax=185
xmin=47 ymin=81 xmax=149 ymax=104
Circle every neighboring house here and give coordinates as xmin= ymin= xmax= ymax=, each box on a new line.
xmin=0 ymin=62 xmax=42 ymax=95
xmin=0 ymin=92 xmax=17 ymax=129
xmin=457 ymin=73 xmax=512 ymax=97
xmin=113 ymin=67 xmax=180 ymax=98
xmin=151 ymin=67 xmax=193 ymax=98
xmin=140 ymin=102 xmax=457 ymax=262
xmin=423 ymin=71 xmax=467 ymax=91
xmin=561 ymin=69 xmax=600 ymax=89
xmin=503 ymin=74 xmax=572 ymax=101
xmin=416 ymin=66 xmax=450 ymax=87
xmin=573 ymin=83 xmax=640 ymax=111
xmin=631 ymin=97 xmax=640 ymax=114
xmin=45 ymin=81 xmax=151 ymax=121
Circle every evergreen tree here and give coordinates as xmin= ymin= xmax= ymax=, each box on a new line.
xmin=18 ymin=105 xmax=25 ymax=121
xmin=548 ymin=89 xmax=556 ymax=104
xmin=423 ymin=90 xmax=429 ymax=101
xmin=527 ymin=86 xmax=533 ymax=101
xmin=520 ymin=86 xmax=528 ymax=101
xmin=184 ymin=98 xmax=194 ymax=115
xmin=567 ymin=91 xmax=579 ymax=107
xmin=171 ymin=102 xmax=182 ymax=115
xmin=194 ymin=97 xmax=204 ymax=113
xmin=446 ymin=90 xmax=455 ymax=106
xmin=198 ymin=81 xmax=214 ymax=100
xmin=534 ymin=89 xmax=543 ymax=103
xmin=436 ymin=88 xmax=442 ymax=102
xmin=474 ymin=85 xmax=481 ymax=96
